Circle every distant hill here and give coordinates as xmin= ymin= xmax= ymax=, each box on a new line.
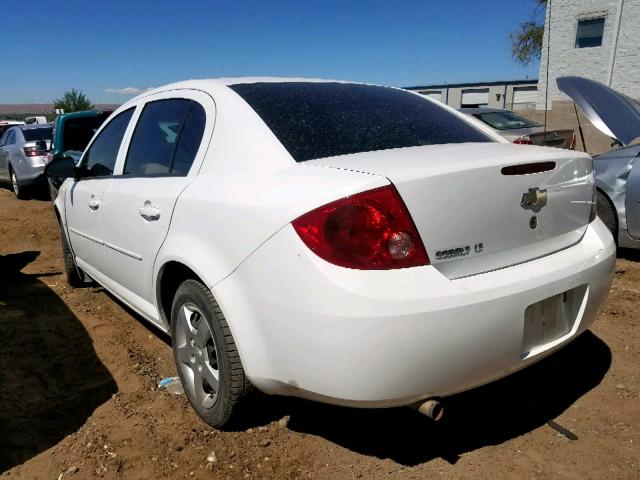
xmin=0 ymin=104 xmax=120 ymax=118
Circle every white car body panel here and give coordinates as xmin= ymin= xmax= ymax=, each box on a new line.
xmin=213 ymin=219 xmax=614 ymax=405
xmin=53 ymin=77 xmax=615 ymax=409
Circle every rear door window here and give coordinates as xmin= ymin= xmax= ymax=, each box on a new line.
xmin=230 ymin=82 xmax=492 ymax=162
xmin=82 ymin=108 xmax=134 ymax=177
xmin=124 ymin=99 xmax=206 ymax=176
xmin=22 ymin=127 xmax=53 ymax=141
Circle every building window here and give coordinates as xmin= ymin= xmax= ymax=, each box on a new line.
xmin=575 ymin=17 xmax=605 ymax=48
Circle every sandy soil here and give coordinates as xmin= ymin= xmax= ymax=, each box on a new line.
xmin=0 ymin=189 xmax=638 ymax=479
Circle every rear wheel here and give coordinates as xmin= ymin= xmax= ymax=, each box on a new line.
xmin=171 ymin=279 xmax=250 ymax=428
xmin=596 ymin=190 xmax=617 ymax=242
xmin=10 ymin=168 xmax=27 ymax=200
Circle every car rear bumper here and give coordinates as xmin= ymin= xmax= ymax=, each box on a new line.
xmin=17 ymin=164 xmax=45 ymax=186
xmin=212 ymin=219 xmax=615 ymax=407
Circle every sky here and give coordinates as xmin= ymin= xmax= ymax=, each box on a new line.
xmin=1 ymin=0 xmax=542 ymax=104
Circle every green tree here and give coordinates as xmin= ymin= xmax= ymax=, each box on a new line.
xmin=52 ymin=88 xmax=94 ymax=114
xmin=510 ymin=0 xmax=547 ymax=66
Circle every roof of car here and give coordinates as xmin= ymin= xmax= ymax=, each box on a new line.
xmin=19 ymin=123 xmax=52 ymax=130
xmin=128 ymin=77 xmax=372 ymax=102
xmin=56 ymin=109 xmax=112 ymax=120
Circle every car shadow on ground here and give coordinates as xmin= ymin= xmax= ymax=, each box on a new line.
xmin=0 ymin=251 xmax=117 ymax=473
xmin=239 ymin=330 xmax=610 ymax=466
xmin=618 ymin=247 xmax=640 ymax=262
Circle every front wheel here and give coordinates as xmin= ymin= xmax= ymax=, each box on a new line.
xmin=171 ymin=279 xmax=251 ymax=428
xmin=59 ymin=220 xmax=85 ymax=287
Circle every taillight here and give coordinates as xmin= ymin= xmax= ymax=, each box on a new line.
xmin=23 ymin=146 xmax=47 ymax=157
xmin=292 ymin=185 xmax=429 ymax=269
xmin=569 ymin=132 xmax=577 ymax=150
xmin=513 ymin=135 xmax=533 ymax=145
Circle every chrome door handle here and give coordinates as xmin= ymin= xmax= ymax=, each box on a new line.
xmin=88 ymin=198 xmax=100 ymax=210
xmin=138 ymin=201 xmax=161 ymax=221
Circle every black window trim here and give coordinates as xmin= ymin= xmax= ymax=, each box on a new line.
xmin=121 ymin=98 xmax=205 ymax=178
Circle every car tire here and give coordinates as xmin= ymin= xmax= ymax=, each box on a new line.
xmin=596 ymin=190 xmax=617 ymax=242
xmin=10 ymin=167 xmax=27 ymax=200
xmin=59 ymin=220 xmax=85 ymax=288
xmin=48 ymin=179 xmax=59 ymax=202
xmin=171 ymin=279 xmax=251 ymax=428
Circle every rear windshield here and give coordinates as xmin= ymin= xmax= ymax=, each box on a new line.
xmin=473 ymin=111 xmax=542 ymax=130
xmin=22 ymin=127 xmax=53 ymax=141
xmin=230 ymin=82 xmax=492 ymax=162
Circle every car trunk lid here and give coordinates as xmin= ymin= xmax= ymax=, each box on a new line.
xmin=557 ymin=76 xmax=640 ymax=146
xmin=307 ymin=142 xmax=594 ymax=279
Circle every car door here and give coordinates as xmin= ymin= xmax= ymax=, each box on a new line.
xmin=64 ymin=108 xmax=135 ymax=278
xmin=625 ymin=152 xmax=640 ymax=239
xmin=99 ymin=90 xmax=213 ymax=323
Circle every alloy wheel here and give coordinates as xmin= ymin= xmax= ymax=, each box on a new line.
xmin=174 ymin=302 xmax=220 ymax=409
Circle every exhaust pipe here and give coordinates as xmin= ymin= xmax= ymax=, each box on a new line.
xmin=414 ymin=398 xmax=444 ymax=421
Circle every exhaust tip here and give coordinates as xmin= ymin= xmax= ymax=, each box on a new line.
xmin=415 ymin=398 xmax=444 ymax=422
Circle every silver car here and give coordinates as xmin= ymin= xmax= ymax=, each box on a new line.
xmin=460 ymin=107 xmax=576 ymax=149
xmin=558 ymin=76 xmax=640 ymax=249
xmin=0 ymin=124 xmax=52 ymax=198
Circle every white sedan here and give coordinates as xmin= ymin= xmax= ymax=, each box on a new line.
xmin=51 ymin=78 xmax=615 ymax=427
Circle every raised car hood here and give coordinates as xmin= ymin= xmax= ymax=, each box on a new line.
xmin=557 ymin=76 xmax=640 ymax=146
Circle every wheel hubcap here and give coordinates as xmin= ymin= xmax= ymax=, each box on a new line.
xmin=175 ymin=303 xmax=219 ymax=409
xmin=11 ymin=173 xmax=18 ymax=195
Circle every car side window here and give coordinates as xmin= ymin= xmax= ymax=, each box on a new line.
xmin=124 ymin=99 xmax=206 ymax=177
xmin=6 ymin=131 xmax=15 ymax=145
xmin=82 ymin=108 xmax=134 ymax=178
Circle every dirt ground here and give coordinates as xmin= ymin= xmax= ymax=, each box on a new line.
xmin=0 ymin=188 xmax=638 ymax=480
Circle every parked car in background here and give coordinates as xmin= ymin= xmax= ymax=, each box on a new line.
xmin=460 ymin=108 xmax=576 ymax=149
xmin=25 ymin=116 xmax=48 ymax=125
xmin=558 ymin=76 xmax=640 ymax=249
xmin=45 ymin=110 xmax=112 ymax=200
xmin=0 ymin=124 xmax=52 ymax=198
xmin=50 ymin=78 xmax=614 ymax=428
xmin=0 ymin=120 xmax=25 ymax=138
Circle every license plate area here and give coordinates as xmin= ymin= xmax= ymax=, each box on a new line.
xmin=522 ymin=285 xmax=588 ymax=357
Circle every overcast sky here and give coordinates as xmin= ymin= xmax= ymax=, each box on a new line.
xmin=1 ymin=0 xmax=542 ymax=103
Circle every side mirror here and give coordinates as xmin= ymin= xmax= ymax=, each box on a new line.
xmin=45 ymin=155 xmax=76 ymax=183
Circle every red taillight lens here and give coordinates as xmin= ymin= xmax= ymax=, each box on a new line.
xmin=292 ymin=185 xmax=429 ymax=269
xmin=569 ymin=132 xmax=577 ymax=150
xmin=23 ymin=146 xmax=47 ymax=157
xmin=513 ymin=135 xmax=533 ymax=145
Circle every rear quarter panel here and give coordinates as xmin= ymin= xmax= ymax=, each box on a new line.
xmin=594 ymin=145 xmax=640 ymax=232
xmin=154 ymin=165 xmax=388 ymax=292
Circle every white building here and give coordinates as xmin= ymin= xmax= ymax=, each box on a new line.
xmin=537 ymin=0 xmax=640 ymax=109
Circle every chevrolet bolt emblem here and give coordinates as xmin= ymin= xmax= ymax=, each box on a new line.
xmin=521 ymin=187 xmax=547 ymax=213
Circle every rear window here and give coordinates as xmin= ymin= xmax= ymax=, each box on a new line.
xmin=473 ymin=111 xmax=542 ymax=130
xmin=22 ymin=127 xmax=53 ymax=141
xmin=230 ymin=82 xmax=492 ymax=162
